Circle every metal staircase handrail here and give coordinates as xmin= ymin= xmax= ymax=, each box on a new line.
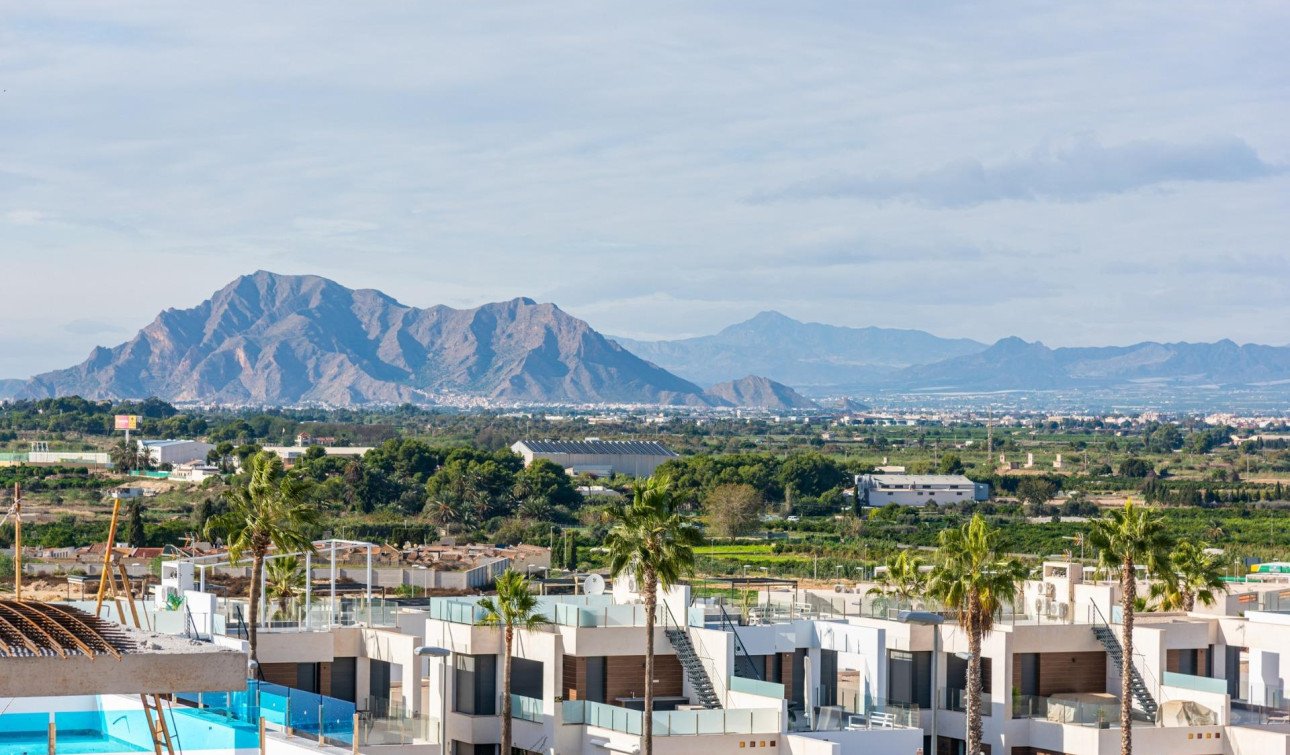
xmin=682 ymin=617 xmax=730 ymax=707
xmin=662 ymin=601 xmax=725 ymax=709
xmin=718 ymin=603 xmax=763 ymax=681
xmin=1088 ymin=599 xmax=1159 ymax=718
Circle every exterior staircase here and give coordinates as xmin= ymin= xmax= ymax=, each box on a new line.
xmin=665 ymin=627 xmax=723 ymax=709
xmin=1092 ymin=625 xmax=1159 ymax=719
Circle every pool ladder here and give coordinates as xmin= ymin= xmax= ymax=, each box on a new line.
xmin=96 ymin=550 xmax=180 ymax=755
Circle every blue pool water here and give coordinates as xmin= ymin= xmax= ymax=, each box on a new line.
xmin=0 ymin=708 xmax=261 ymax=754
xmin=0 ymin=730 xmax=138 ymax=755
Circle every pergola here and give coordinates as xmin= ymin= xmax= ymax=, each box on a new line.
xmin=696 ymin=575 xmax=800 ymax=601
xmin=163 ymin=538 xmax=380 ymax=630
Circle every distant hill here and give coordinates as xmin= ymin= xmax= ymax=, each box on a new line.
xmin=12 ymin=271 xmax=711 ymax=407
xmin=704 ymin=375 xmax=818 ymax=410
xmin=612 ymin=311 xmax=986 ymax=388
xmin=896 ymin=337 xmax=1290 ymax=391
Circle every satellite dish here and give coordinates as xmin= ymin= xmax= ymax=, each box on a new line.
xmin=584 ymin=574 xmax=605 ymax=596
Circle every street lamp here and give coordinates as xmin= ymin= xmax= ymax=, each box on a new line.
xmin=416 ymin=646 xmax=452 ymax=751
xmin=898 ymin=611 xmax=944 ymax=755
xmin=413 ymin=565 xmax=429 ymax=598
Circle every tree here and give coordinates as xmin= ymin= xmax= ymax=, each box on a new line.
xmin=478 ymin=569 xmax=547 ymax=755
xmin=939 ymin=453 xmax=965 ymax=475
xmin=563 ymin=530 xmax=578 ymax=571
xmin=779 ymin=452 xmax=847 ymax=499
xmin=1118 ymin=458 xmax=1153 ymax=478
xmin=1088 ymin=500 xmax=1173 ymax=755
xmin=1151 ymin=541 xmax=1227 ymax=612
xmin=604 ymin=476 xmax=702 ymax=755
xmin=550 ymin=528 xmax=565 ymax=570
xmin=205 ymin=452 xmax=319 ymax=663
xmin=424 ymin=495 xmax=471 ymax=535
xmin=928 ymin=515 xmax=1028 ymax=755
xmin=265 ymin=556 xmax=307 ymax=618
xmin=109 ymin=440 xmax=150 ymax=473
xmin=866 ymin=550 xmax=928 ymax=610
xmin=513 ymin=459 xmax=581 ymax=507
xmin=1017 ymin=478 xmax=1057 ymax=511
xmin=705 ymin=484 xmax=763 ymax=539
xmin=127 ymin=501 xmax=146 ymax=547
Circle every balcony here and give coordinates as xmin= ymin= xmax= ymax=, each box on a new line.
xmin=941 ymin=687 xmax=992 ymax=715
xmin=561 ymin=700 xmax=781 ymax=736
xmin=1012 ymin=694 xmax=1121 ymax=727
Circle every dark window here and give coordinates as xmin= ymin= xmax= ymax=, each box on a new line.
xmin=455 ymin=654 xmax=497 ymax=715
xmin=818 ymin=649 xmax=838 ymax=707
xmin=584 ymin=656 xmax=607 ymax=704
xmin=887 ymin=650 xmax=931 ymax=709
xmin=370 ymin=660 xmax=392 ymax=712
xmin=330 ymin=658 xmax=358 ymax=703
xmin=511 ymin=657 xmax=544 ymax=700
xmin=1018 ymin=653 xmax=1039 ymax=697
xmin=296 ymin=663 xmax=318 ymax=694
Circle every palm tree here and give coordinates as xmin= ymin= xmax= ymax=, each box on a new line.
xmin=1150 ymin=541 xmax=1227 ymax=612
xmin=1088 ymin=499 xmax=1174 ymax=755
xmin=928 ymin=515 xmax=1028 ymax=755
xmin=110 ymin=440 xmax=150 ymax=473
xmin=603 ymin=476 xmax=702 ymax=755
xmin=265 ymin=556 xmax=308 ymax=619
xmin=205 ymin=452 xmax=318 ymax=663
xmin=478 ymin=569 xmax=547 ymax=755
xmin=867 ymin=550 xmax=928 ymax=612
xmin=424 ymin=495 xmax=470 ymax=535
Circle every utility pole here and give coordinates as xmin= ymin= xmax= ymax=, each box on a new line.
xmin=12 ymin=483 xmax=20 ymax=602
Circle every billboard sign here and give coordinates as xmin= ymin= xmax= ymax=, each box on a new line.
xmin=114 ymin=415 xmax=139 ymax=430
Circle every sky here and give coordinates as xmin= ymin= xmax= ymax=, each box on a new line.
xmin=0 ymin=1 xmax=1287 ymax=378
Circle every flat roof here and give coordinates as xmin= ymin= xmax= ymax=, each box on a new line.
xmin=515 ymin=439 xmax=678 ymax=457
xmin=868 ymin=474 xmax=976 ymax=485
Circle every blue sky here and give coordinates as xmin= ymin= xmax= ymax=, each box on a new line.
xmin=0 ymin=1 xmax=1286 ymax=378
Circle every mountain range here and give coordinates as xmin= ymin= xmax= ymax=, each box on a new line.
xmin=11 ymin=272 xmax=710 ymax=406
xmin=894 ymin=336 xmax=1290 ymax=392
xmin=6 ymin=271 xmax=1290 ymax=407
xmin=611 ymin=311 xmax=984 ymax=388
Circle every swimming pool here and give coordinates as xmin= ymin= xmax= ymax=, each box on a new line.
xmin=0 ymin=707 xmax=261 ymax=754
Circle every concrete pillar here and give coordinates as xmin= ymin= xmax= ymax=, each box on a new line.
xmin=305 ymin=552 xmax=312 ymax=630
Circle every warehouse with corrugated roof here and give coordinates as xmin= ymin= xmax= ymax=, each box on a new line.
xmin=510 ymin=438 xmax=678 ymax=477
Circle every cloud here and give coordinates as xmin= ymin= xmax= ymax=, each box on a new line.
xmin=3 ymin=209 xmax=47 ymax=224
xmin=292 ymin=218 xmax=380 ymax=237
xmin=762 ymin=136 xmax=1282 ymax=207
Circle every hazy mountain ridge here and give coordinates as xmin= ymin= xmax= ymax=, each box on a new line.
xmin=704 ymin=375 xmax=818 ymax=410
xmin=611 ymin=310 xmax=987 ymax=387
xmin=896 ymin=337 xmax=1290 ymax=391
xmin=15 ymin=272 xmax=711 ymax=406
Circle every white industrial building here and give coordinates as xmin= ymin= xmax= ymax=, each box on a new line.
xmin=855 ymin=473 xmax=989 ymax=506
xmin=511 ymin=438 xmax=679 ymax=477
xmin=138 ymin=439 xmax=215 ymax=467
xmin=261 ymin=445 xmax=373 ymax=466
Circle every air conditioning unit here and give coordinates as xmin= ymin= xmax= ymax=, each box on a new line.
xmin=1057 ymin=602 xmax=1070 ymax=618
xmin=1045 ymin=582 xmax=1056 ymax=599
